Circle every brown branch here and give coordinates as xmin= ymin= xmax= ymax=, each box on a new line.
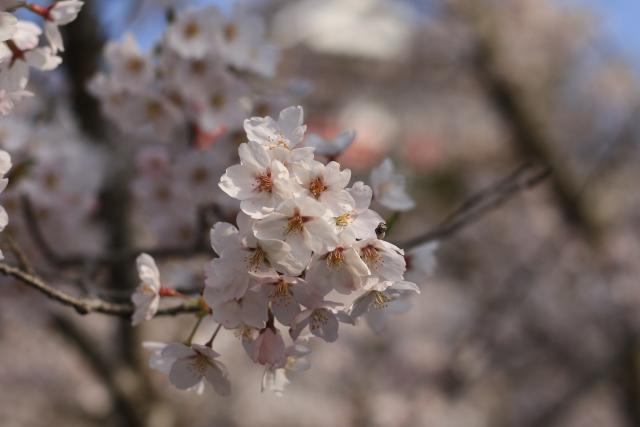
xmin=400 ymin=162 xmax=551 ymax=250
xmin=0 ymin=262 xmax=201 ymax=317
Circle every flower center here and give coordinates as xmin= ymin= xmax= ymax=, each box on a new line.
xmin=285 ymin=210 xmax=307 ymax=235
xmin=335 ymin=212 xmax=353 ymax=227
xmin=43 ymin=171 xmax=59 ymax=190
xmin=183 ymin=21 xmax=200 ymax=39
xmin=309 ymin=176 xmax=327 ymax=199
xmin=224 ymin=23 xmax=237 ymax=42
xmin=326 ymin=248 xmax=345 ymax=269
xmin=360 ymin=244 xmax=381 ymax=268
xmin=246 ymin=246 xmax=267 ymax=271
xmin=146 ymin=100 xmax=164 ymax=120
xmin=191 ymin=167 xmax=208 ymax=184
xmin=126 ymin=57 xmax=145 ymax=74
xmin=190 ymin=59 xmax=207 ymax=75
xmin=372 ymin=291 xmax=392 ymax=309
xmin=154 ymin=185 xmax=171 ymax=201
xmin=255 ymin=170 xmax=273 ymax=193
xmin=270 ymin=279 xmax=293 ymax=305
xmin=190 ymin=353 xmax=210 ymax=374
xmin=310 ymin=309 xmax=329 ymax=331
xmin=210 ymin=93 xmax=226 ymax=109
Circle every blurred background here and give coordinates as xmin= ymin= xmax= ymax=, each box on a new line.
xmin=2 ymin=0 xmax=640 ymax=426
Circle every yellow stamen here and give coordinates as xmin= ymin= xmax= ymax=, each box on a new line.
xmin=372 ymin=291 xmax=392 ymax=309
xmin=246 ymin=246 xmax=267 ymax=271
xmin=360 ymin=244 xmax=381 ymax=268
xmin=285 ymin=210 xmax=306 ymax=235
xmin=326 ymin=248 xmax=344 ymax=269
xmin=309 ymin=176 xmax=327 ymax=199
xmin=310 ymin=309 xmax=328 ymax=331
xmin=335 ymin=212 xmax=352 ymax=227
xmin=254 ymin=170 xmax=272 ymax=193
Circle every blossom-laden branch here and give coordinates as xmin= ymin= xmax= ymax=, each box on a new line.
xmin=1 ymin=160 xmax=548 ymax=320
xmin=400 ymin=162 xmax=551 ymax=250
xmin=0 ymin=262 xmax=200 ymax=316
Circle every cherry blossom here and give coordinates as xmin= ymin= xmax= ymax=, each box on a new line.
xmin=131 ymin=253 xmax=161 ymax=325
xmin=219 ymin=141 xmax=293 ymax=218
xmin=0 ymin=149 xmax=11 ymax=259
xmin=161 ymin=343 xmax=231 ymax=396
xmin=305 ymin=129 xmax=356 ymax=159
xmin=370 ymin=158 xmax=416 ymax=211
xmin=39 ymin=0 xmax=84 ymax=53
xmin=244 ymin=105 xmax=306 ymax=150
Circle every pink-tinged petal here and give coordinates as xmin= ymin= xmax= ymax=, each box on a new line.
xmin=204 ymin=361 xmax=231 ymax=396
xmin=240 ymin=291 xmax=268 ymax=328
xmin=169 ymin=358 xmax=203 ymax=389
xmin=212 ymin=300 xmax=242 ymax=329
xmin=209 ymin=222 xmax=239 ymax=255
xmin=253 ymin=214 xmax=287 ymax=241
xmin=239 ymin=141 xmax=271 ymax=170
xmin=219 ymin=164 xmax=257 ymax=200
xmin=350 ymin=292 xmax=375 ymax=319
xmin=162 ymin=343 xmax=195 ymax=359
xmin=312 ymin=310 xmax=338 ymax=343
xmin=191 ymin=344 xmax=221 ymax=359
xmin=251 ymin=328 xmax=286 ymax=367
xmin=392 ymin=280 xmax=420 ymax=293
xmin=349 ymin=181 xmax=373 ymax=211
xmin=290 ymin=309 xmax=313 ymax=340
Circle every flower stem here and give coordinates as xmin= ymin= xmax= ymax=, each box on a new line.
xmin=206 ymin=324 xmax=222 ymax=347
xmin=186 ymin=316 xmax=203 ymax=345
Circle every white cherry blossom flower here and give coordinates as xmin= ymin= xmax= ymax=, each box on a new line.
xmin=143 ymin=342 xmax=205 ymax=395
xmin=244 ymin=105 xmax=306 ymax=150
xmin=350 ymin=280 xmax=419 ymax=333
xmin=306 ymin=232 xmax=370 ymax=295
xmin=370 ymin=158 xmax=415 ymax=211
xmin=104 ymin=32 xmax=153 ymax=90
xmin=405 ymin=241 xmax=439 ymax=284
xmin=0 ymin=149 xmax=11 ymax=259
xmin=204 ymin=220 xmax=276 ymax=306
xmin=258 ymin=275 xmax=307 ymax=326
xmin=253 ymin=197 xmax=335 ymax=267
xmin=0 ymin=12 xmax=17 ymax=43
xmin=249 ymin=327 xmax=286 ymax=367
xmin=209 ymin=290 xmax=268 ymax=329
xmin=261 ymin=344 xmax=311 ymax=396
xmin=356 ymin=238 xmax=407 ymax=283
xmin=219 ymin=141 xmax=293 ymax=218
xmin=166 ymin=6 xmax=221 ymax=58
xmin=131 ymin=253 xmax=161 ymax=325
xmin=162 ymin=343 xmax=231 ymax=396
xmin=332 ymin=181 xmax=383 ymax=240
xmin=217 ymin=7 xmax=280 ymax=77
xmin=292 ymin=160 xmax=354 ymax=215
xmin=305 ymin=129 xmax=356 ymax=159
xmin=42 ymin=0 xmax=84 ymax=52
xmin=290 ymin=295 xmax=344 ymax=343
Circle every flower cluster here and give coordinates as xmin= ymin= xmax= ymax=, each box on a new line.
xmin=0 ymin=148 xmax=11 ymax=258
xmin=0 ymin=1 xmax=83 ymax=115
xmin=89 ymin=4 xmax=286 ymax=142
xmin=133 ymin=106 xmax=429 ymax=396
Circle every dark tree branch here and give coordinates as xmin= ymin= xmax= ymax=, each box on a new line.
xmin=400 ymin=162 xmax=551 ymax=250
xmin=0 ymin=262 xmax=201 ymax=317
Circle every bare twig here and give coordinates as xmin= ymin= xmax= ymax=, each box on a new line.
xmin=400 ymin=162 xmax=551 ymax=250
xmin=0 ymin=262 xmax=201 ymax=317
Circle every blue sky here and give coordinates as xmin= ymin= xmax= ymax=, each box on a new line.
xmin=569 ymin=0 xmax=640 ymax=66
